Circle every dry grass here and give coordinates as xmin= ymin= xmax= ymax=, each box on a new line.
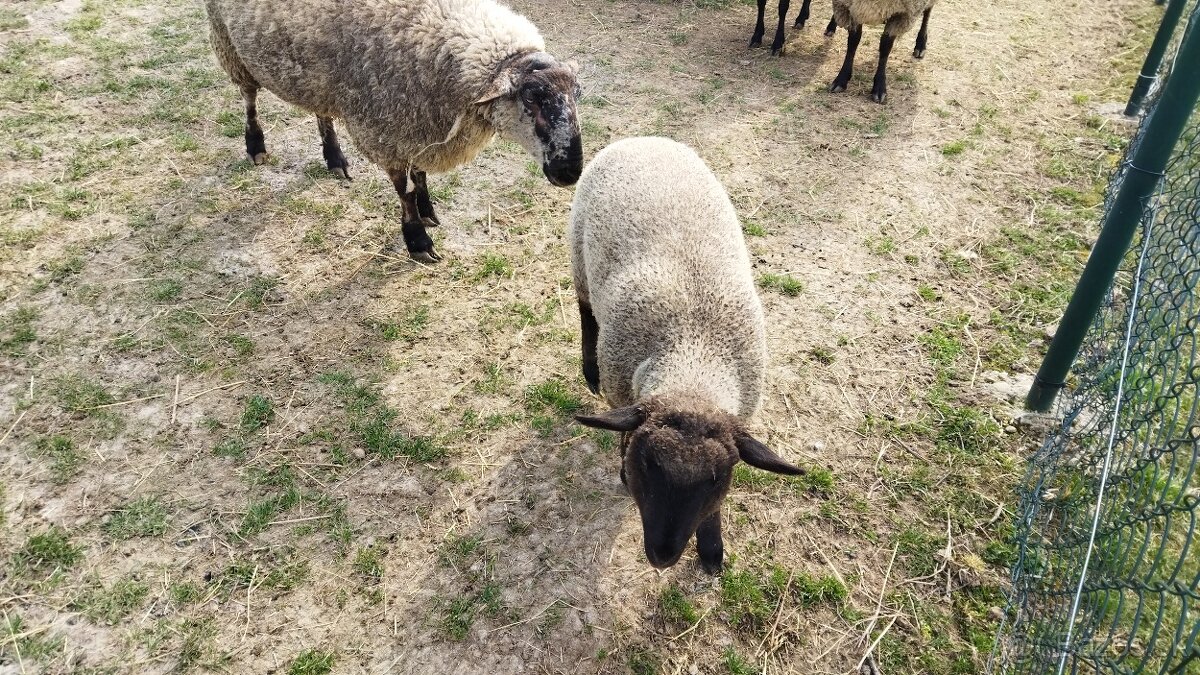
xmin=0 ymin=0 xmax=1160 ymax=672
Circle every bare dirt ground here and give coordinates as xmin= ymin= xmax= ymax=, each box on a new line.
xmin=0 ymin=0 xmax=1159 ymax=672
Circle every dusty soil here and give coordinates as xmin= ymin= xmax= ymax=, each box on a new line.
xmin=0 ymin=0 xmax=1154 ymax=673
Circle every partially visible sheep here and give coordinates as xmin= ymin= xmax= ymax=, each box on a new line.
xmin=828 ymin=0 xmax=934 ymax=103
xmin=205 ymin=0 xmax=584 ymax=262
xmin=750 ymin=0 xmax=837 ymax=56
xmin=569 ymin=137 xmax=804 ymax=573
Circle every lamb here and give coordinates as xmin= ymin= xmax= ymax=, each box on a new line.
xmin=569 ymin=137 xmax=804 ymax=574
xmin=205 ymin=0 xmax=584 ymax=262
xmin=750 ymin=0 xmax=837 ymax=56
xmin=828 ymin=0 xmax=934 ymax=103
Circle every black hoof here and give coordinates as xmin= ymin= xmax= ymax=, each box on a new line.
xmin=250 ymin=152 xmax=268 ymax=165
xmin=824 ymin=28 xmax=836 ymax=37
xmin=913 ymin=48 xmax=926 ymax=59
xmin=700 ymin=556 xmax=723 ymax=575
xmin=419 ymin=216 xmax=440 ymax=229
xmin=794 ymin=19 xmax=805 ymax=28
xmin=411 ymin=249 xmax=441 ymax=263
xmin=329 ymin=166 xmax=350 ymax=180
xmin=871 ymin=90 xmax=887 ymax=104
xmin=749 ymin=37 xmax=763 ymax=48
xmin=830 ymin=81 xmax=848 ymax=93
xmin=401 ymin=223 xmax=442 ymax=263
xmin=771 ymin=43 xmax=785 ymax=56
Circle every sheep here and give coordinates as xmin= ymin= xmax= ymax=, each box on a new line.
xmin=204 ymin=0 xmax=584 ymax=263
xmin=750 ymin=0 xmax=838 ymax=56
xmin=569 ymin=137 xmax=804 ymax=573
xmin=828 ymin=0 xmax=934 ymax=103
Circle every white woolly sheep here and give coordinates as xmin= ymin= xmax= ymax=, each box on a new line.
xmin=829 ymin=0 xmax=934 ymax=103
xmin=569 ymin=137 xmax=804 ymax=574
xmin=205 ymin=0 xmax=584 ymax=262
xmin=750 ymin=0 xmax=837 ymax=55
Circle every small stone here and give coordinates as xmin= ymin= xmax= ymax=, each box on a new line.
xmin=955 ymin=249 xmax=979 ymax=260
xmin=352 ymin=447 xmax=366 ymax=460
xmin=988 ymin=606 xmax=1005 ymax=621
xmin=809 ymin=440 xmax=825 ymax=452
xmin=1005 ymin=425 xmax=1017 ymax=434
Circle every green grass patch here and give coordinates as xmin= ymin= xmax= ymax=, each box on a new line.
xmin=102 ymin=496 xmax=169 ymax=540
xmin=288 ymin=649 xmax=335 ymax=675
xmin=52 ymin=375 xmax=113 ymax=412
xmin=241 ymin=394 xmax=274 ymax=431
xmin=758 ymin=273 xmax=803 ymax=296
xmin=76 ymin=577 xmax=150 ymax=625
xmin=659 ymin=585 xmax=699 ymax=626
xmin=13 ymin=527 xmax=83 ymax=575
xmin=34 ymin=435 xmax=84 ymax=483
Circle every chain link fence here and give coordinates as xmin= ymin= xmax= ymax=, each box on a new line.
xmin=990 ymin=3 xmax=1200 ymax=673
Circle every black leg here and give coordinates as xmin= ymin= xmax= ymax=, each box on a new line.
xmin=794 ymin=0 xmax=811 ymax=28
xmin=387 ymin=168 xmax=441 ymax=263
xmin=829 ymin=24 xmax=862 ymax=93
xmin=913 ymin=7 xmax=931 ymax=58
xmin=750 ymin=0 xmax=767 ymax=47
xmin=770 ymin=0 xmax=790 ymax=55
xmin=824 ymin=16 xmax=837 ymax=37
xmin=317 ymin=116 xmax=350 ymax=179
xmin=411 ymin=171 xmax=440 ymax=227
xmin=579 ymin=299 xmax=600 ymax=395
xmin=871 ymin=30 xmax=896 ymax=104
xmin=696 ymin=512 xmax=724 ymax=574
xmin=241 ymin=85 xmax=267 ymax=165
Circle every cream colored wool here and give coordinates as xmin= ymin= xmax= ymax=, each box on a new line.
xmin=569 ymin=137 xmax=767 ymax=420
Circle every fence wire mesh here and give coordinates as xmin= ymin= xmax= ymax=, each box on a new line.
xmin=990 ymin=6 xmax=1200 ymax=674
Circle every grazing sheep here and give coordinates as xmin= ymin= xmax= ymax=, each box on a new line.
xmin=828 ymin=0 xmax=934 ymax=103
xmin=750 ymin=0 xmax=837 ymax=55
xmin=569 ymin=137 xmax=804 ymax=574
xmin=205 ymin=0 xmax=584 ymax=262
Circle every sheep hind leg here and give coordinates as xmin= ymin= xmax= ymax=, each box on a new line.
xmin=316 ymin=117 xmax=350 ymax=179
xmin=241 ymin=85 xmax=267 ymax=165
xmin=411 ymin=171 xmax=440 ymax=227
xmin=696 ymin=512 xmax=724 ymax=574
xmin=387 ymin=168 xmax=441 ymax=263
xmin=913 ymin=7 xmax=931 ymax=58
xmin=578 ymin=299 xmax=600 ymax=395
xmin=825 ymin=16 xmax=837 ymax=36
xmin=793 ymin=0 xmax=810 ymax=28
xmin=829 ymin=24 xmax=862 ymax=93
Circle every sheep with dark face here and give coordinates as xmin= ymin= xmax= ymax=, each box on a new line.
xmin=570 ymin=137 xmax=804 ymax=573
xmin=205 ymin=0 xmax=584 ymax=262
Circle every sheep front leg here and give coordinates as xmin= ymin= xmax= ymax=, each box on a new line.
xmin=770 ymin=0 xmax=790 ymax=55
xmin=870 ymin=30 xmax=896 ymax=104
xmin=696 ymin=511 xmax=724 ymax=574
xmin=825 ymin=16 xmax=837 ymax=36
xmin=578 ymin=299 xmax=600 ymax=395
xmin=829 ymin=24 xmax=862 ymax=93
xmin=316 ymin=117 xmax=350 ymax=179
xmin=387 ymin=168 xmax=442 ymax=263
xmin=750 ymin=0 xmax=768 ymax=47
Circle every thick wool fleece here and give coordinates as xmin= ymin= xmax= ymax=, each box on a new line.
xmin=569 ymin=137 xmax=767 ymax=419
xmin=205 ymin=0 xmax=545 ymax=173
xmin=831 ymin=0 xmax=935 ymax=34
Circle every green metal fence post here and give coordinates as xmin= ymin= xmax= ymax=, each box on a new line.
xmin=1025 ymin=16 xmax=1200 ymax=412
xmin=1125 ymin=0 xmax=1189 ymax=116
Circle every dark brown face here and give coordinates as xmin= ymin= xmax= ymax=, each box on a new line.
xmin=517 ymin=65 xmax=583 ymax=187
xmin=622 ymin=421 xmax=737 ymax=568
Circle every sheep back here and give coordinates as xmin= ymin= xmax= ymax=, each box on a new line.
xmin=205 ymin=0 xmax=546 ymax=173
xmin=569 ymin=137 xmax=767 ymax=419
xmin=831 ymin=0 xmax=933 ymax=33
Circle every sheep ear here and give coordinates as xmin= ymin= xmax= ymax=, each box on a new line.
xmin=475 ymin=71 xmax=517 ymax=105
xmin=575 ymin=405 xmax=646 ymax=432
xmin=735 ymin=432 xmax=804 ymax=475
